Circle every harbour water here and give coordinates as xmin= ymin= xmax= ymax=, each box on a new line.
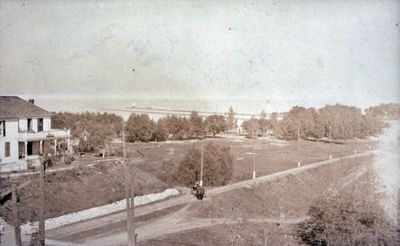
xmin=33 ymin=97 xmax=339 ymax=120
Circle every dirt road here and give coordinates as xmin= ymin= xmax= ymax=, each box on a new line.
xmin=46 ymin=150 xmax=373 ymax=245
xmin=371 ymin=121 xmax=400 ymax=224
xmin=79 ymin=204 xmax=309 ymax=246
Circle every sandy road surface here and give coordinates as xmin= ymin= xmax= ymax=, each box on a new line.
xmin=371 ymin=121 xmax=400 ymax=224
xmin=79 ymin=203 xmax=309 ymax=246
xmin=46 ymin=150 xmax=373 ymax=245
xmin=46 ymin=194 xmax=192 ymax=239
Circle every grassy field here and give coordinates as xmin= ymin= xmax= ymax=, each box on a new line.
xmin=188 ymin=155 xmax=373 ymax=219
xmin=128 ymin=135 xmax=374 ymax=182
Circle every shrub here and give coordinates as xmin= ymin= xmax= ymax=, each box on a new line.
xmin=171 ymin=142 xmax=233 ymax=186
xmin=297 ymin=176 xmax=397 ymax=245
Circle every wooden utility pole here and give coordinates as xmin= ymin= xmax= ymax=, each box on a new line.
xmin=329 ymin=125 xmax=332 ymax=160
xmin=129 ymin=161 xmax=136 ymax=246
xmin=396 ymin=188 xmax=400 ymax=245
xmin=200 ymin=141 xmax=203 ymax=186
xmin=297 ymin=128 xmax=301 ymax=167
xmin=367 ymin=129 xmax=371 ymax=150
xmin=252 ymin=130 xmax=256 ymax=179
xmin=123 ymin=130 xmax=136 ymax=246
xmin=38 ymin=159 xmax=45 ymax=245
xmin=11 ymin=184 xmax=22 ymax=246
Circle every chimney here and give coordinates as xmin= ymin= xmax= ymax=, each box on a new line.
xmin=28 ymin=99 xmax=35 ymax=105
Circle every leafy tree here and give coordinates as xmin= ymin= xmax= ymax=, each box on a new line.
xmin=52 ymin=111 xmax=123 ymax=153
xmin=269 ymin=112 xmax=279 ymax=133
xmin=125 ymin=114 xmax=155 ymax=142
xmin=171 ymin=142 xmax=233 ymax=186
xmin=189 ymin=111 xmax=204 ymax=138
xmin=259 ymin=118 xmax=268 ymax=136
xmin=313 ymin=112 xmax=326 ymax=139
xmin=227 ymin=106 xmax=236 ymax=131
xmin=298 ymin=182 xmax=397 ymax=245
xmin=259 ymin=110 xmax=269 ymax=136
xmin=76 ymin=122 xmax=114 ymax=153
xmin=241 ymin=117 xmax=261 ymax=137
xmin=155 ymin=115 xmax=196 ymax=140
xmin=181 ymin=117 xmax=192 ymax=139
xmin=205 ymin=115 xmax=227 ymax=136
xmin=151 ymin=118 xmax=169 ymax=141
xmin=276 ymin=106 xmax=316 ymax=140
xmin=366 ymin=103 xmax=400 ymax=120
xmin=362 ymin=110 xmax=384 ymax=136
xmin=165 ymin=115 xmax=183 ymax=140
xmin=317 ymin=104 xmax=365 ymax=141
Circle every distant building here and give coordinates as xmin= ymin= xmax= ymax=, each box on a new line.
xmin=0 ymin=96 xmax=70 ymax=171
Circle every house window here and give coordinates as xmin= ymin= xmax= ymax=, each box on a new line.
xmin=5 ymin=142 xmax=10 ymax=157
xmin=38 ymin=118 xmax=43 ymax=132
xmin=0 ymin=121 xmax=5 ymax=136
xmin=27 ymin=118 xmax=32 ymax=131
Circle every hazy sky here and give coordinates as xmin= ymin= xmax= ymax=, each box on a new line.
xmin=0 ymin=0 xmax=399 ymax=110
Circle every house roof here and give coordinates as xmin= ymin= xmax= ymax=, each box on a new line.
xmin=0 ymin=96 xmax=52 ymax=119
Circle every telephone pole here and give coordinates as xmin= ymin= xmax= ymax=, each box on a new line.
xmin=252 ymin=130 xmax=256 ymax=179
xmin=329 ymin=125 xmax=332 ymax=160
xmin=129 ymin=161 xmax=136 ymax=246
xmin=297 ymin=128 xmax=301 ymax=168
xmin=200 ymin=140 xmax=204 ymax=186
xmin=12 ymin=184 xmax=22 ymax=246
xmin=367 ymin=128 xmax=371 ymax=149
xmin=123 ymin=130 xmax=136 ymax=246
xmin=38 ymin=159 xmax=45 ymax=245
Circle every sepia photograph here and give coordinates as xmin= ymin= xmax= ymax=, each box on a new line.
xmin=0 ymin=0 xmax=399 ymax=245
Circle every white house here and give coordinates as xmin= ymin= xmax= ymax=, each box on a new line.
xmin=0 ymin=96 xmax=70 ymax=172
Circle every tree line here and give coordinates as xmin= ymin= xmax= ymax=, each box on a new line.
xmin=241 ymin=103 xmax=399 ymax=141
xmin=52 ymin=103 xmax=399 ymax=152
xmin=51 ymin=111 xmax=230 ymax=152
xmin=125 ymin=112 xmax=228 ymax=142
xmin=52 ymin=112 xmax=124 ymax=153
